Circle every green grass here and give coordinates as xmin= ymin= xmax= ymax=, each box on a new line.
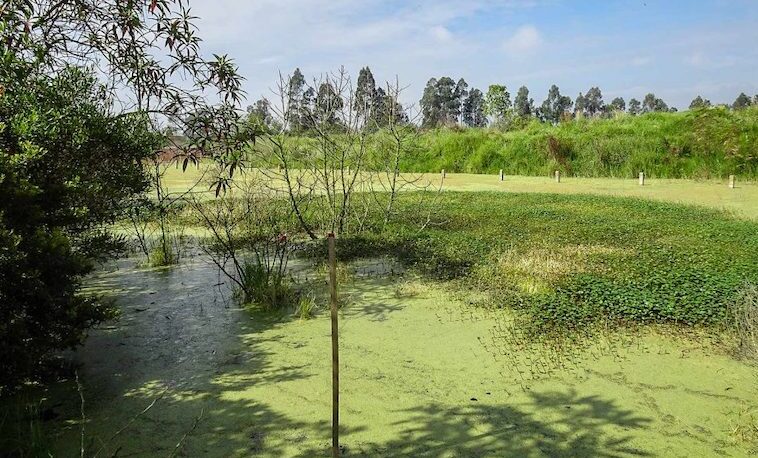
xmin=332 ymin=192 xmax=758 ymax=333
xmin=402 ymin=107 xmax=758 ymax=179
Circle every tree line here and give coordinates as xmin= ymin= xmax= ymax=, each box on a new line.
xmin=248 ymin=67 xmax=758 ymax=132
xmin=421 ymin=78 xmax=758 ymax=128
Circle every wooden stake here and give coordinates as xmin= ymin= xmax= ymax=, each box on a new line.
xmin=328 ymin=233 xmax=339 ymax=458
xmin=729 ymin=174 xmax=735 ymax=189
xmin=499 ymin=169 xmax=504 ymax=181
xmin=554 ymin=170 xmax=560 ymax=183
xmin=639 ymin=171 xmax=645 ymax=186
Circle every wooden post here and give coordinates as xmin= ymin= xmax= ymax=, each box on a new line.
xmin=441 ymin=169 xmax=446 ymax=179
xmin=639 ymin=171 xmax=645 ymax=186
xmin=729 ymin=174 xmax=735 ymax=189
xmin=499 ymin=169 xmax=504 ymax=181
xmin=554 ymin=170 xmax=560 ymax=183
xmin=328 ymin=233 xmax=339 ymax=458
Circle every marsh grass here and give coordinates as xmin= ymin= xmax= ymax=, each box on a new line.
xmin=730 ymin=282 xmax=758 ymax=361
xmin=730 ymin=403 xmax=758 ymax=453
xmin=295 ymin=292 xmax=318 ymax=320
xmin=0 ymin=397 xmax=51 ymax=457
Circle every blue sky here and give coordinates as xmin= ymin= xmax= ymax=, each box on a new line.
xmin=191 ymin=0 xmax=758 ymax=110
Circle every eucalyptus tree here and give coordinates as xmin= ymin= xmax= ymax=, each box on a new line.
xmin=689 ymin=96 xmax=711 ymax=110
xmin=609 ymin=97 xmax=626 ymax=112
xmin=642 ymin=93 xmax=669 ymax=112
xmin=514 ymin=86 xmax=534 ymax=118
xmin=628 ymin=98 xmax=642 ymax=115
xmin=574 ymin=92 xmax=586 ymax=116
xmin=583 ymin=87 xmax=605 ymax=117
xmin=539 ymin=85 xmax=573 ymax=124
xmin=732 ymin=92 xmax=752 ymax=110
xmin=462 ymin=88 xmax=487 ymax=127
xmin=354 ymin=66 xmax=377 ymax=123
xmin=484 ymin=84 xmax=512 ymax=124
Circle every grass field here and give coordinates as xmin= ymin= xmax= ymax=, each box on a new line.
xmin=162 ymin=165 xmax=758 ymax=220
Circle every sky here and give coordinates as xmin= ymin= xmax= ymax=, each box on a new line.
xmin=190 ymin=0 xmax=758 ymax=111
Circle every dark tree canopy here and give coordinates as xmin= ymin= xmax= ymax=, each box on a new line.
xmin=539 ymin=85 xmax=573 ymax=124
xmin=583 ymin=87 xmax=605 ymax=117
xmin=462 ymin=88 xmax=487 ymax=127
xmin=354 ymin=66 xmax=377 ymax=119
xmin=689 ymin=96 xmax=712 ymax=110
xmin=642 ymin=93 xmax=669 ymax=113
xmin=420 ymin=76 xmax=468 ymax=127
xmin=609 ymin=97 xmax=626 ymax=112
xmin=514 ymin=86 xmax=534 ymax=118
xmin=628 ymin=98 xmax=642 ymax=115
xmin=733 ymin=92 xmax=752 ymax=110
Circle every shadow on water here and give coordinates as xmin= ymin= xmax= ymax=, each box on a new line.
xmin=293 ymin=390 xmax=652 ymax=457
xmin=5 ymin=255 xmax=655 ymax=457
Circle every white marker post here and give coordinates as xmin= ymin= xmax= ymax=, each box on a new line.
xmin=441 ymin=169 xmax=446 ymax=179
xmin=729 ymin=174 xmax=735 ymax=189
xmin=555 ymin=170 xmax=560 ymax=183
xmin=499 ymin=169 xmax=504 ymax=182
xmin=639 ymin=171 xmax=645 ymax=186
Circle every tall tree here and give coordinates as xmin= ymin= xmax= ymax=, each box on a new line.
xmin=420 ymin=78 xmax=441 ymax=128
xmin=539 ymin=85 xmax=573 ymax=124
xmin=436 ymin=77 xmax=458 ymax=125
xmin=420 ymin=76 xmax=465 ymax=127
xmin=453 ymin=78 xmax=469 ymax=123
xmin=642 ymin=93 xmax=669 ymax=112
xmin=574 ymin=92 xmax=587 ymax=116
xmin=372 ymin=86 xmax=407 ymax=127
xmin=299 ymin=87 xmax=316 ymax=131
xmin=732 ymin=92 xmax=752 ymax=109
xmin=514 ymin=86 xmax=534 ymax=118
xmin=584 ymin=87 xmax=605 ymax=117
xmin=354 ymin=66 xmax=377 ymax=121
xmin=689 ymin=96 xmax=711 ymax=110
xmin=288 ymin=68 xmax=306 ymax=132
xmin=628 ymin=98 xmax=642 ymax=116
xmin=315 ymin=82 xmax=344 ymax=128
xmin=484 ymin=84 xmax=512 ymax=124
xmin=609 ymin=97 xmax=626 ymax=112
xmin=248 ymin=98 xmax=272 ymax=127
xmin=462 ymin=88 xmax=487 ymax=127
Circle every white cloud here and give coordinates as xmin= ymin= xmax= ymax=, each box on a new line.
xmin=631 ymin=56 xmax=651 ymax=66
xmin=686 ymin=52 xmax=705 ymax=67
xmin=503 ymin=25 xmax=542 ymax=55
xmin=430 ymin=25 xmax=454 ymax=43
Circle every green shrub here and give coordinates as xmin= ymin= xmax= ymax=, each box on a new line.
xmin=0 ymin=65 xmax=158 ymax=393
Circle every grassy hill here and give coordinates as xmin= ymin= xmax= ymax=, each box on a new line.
xmin=401 ymin=107 xmax=758 ymax=179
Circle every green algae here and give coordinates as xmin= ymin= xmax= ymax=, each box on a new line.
xmin=10 ymin=256 xmax=754 ymax=457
